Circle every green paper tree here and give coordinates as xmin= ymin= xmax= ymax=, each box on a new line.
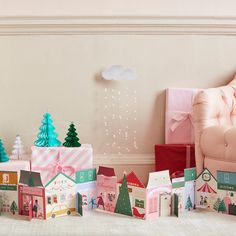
xmin=115 ymin=174 xmax=132 ymax=217
xmin=0 ymin=139 xmax=9 ymax=163
xmin=34 ymin=113 xmax=61 ymax=147
xmin=218 ymin=200 xmax=226 ymax=213
xmin=10 ymin=201 xmax=18 ymax=215
xmin=213 ymin=198 xmax=221 ymax=211
xmin=63 ymin=123 xmax=81 ymax=147
xmin=185 ymin=195 xmax=193 ymax=210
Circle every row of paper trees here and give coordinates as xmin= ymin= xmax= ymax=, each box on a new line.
xmin=0 ymin=113 xmax=82 ymax=162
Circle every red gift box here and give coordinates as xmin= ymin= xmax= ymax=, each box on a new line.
xmin=154 ymin=144 xmax=195 ymax=178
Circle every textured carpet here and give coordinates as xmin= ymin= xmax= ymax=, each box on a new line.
xmin=0 ymin=209 xmax=235 ymax=236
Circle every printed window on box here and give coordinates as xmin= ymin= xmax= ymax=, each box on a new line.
xmin=135 ymin=199 xmax=144 ymax=208
xmin=224 ymin=173 xmax=230 ymax=183
xmin=47 ymin=196 xmax=52 ymax=204
xmin=53 ymin=195 xmax=58 ymax=203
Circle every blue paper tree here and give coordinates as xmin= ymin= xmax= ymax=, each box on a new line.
xmin=34 ymin=113 xmax=61 ymax=147
xmin=0 ymin=139 xmax=9 ymax=162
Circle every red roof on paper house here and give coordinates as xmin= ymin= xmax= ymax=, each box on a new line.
xmin=118 ymin=171 xmax=145 ymax=188
xmin=97 ymin=166 xmax=116 ymax=177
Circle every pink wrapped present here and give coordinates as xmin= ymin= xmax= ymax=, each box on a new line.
xmin=31 ymin=144 xmax=93 ymax=185
xmin=165 ymin=88 xmax=200 ymax=144
xmin=0 ymin=160 xmax=30 ymax=177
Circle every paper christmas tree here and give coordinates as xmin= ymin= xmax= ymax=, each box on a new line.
xmin=10 ymin=201 xmax=18 ymax=215
xmin=63 ymin=122 xmax=81 ymax=147
xmin=0 ymin=139 xmax=9 ymax=162
xmin=218 ymin=200 xmax=226 ymax=213
xmin=34 ymin=113 xmax=61 ymax=147
xmin=185 ymin=195 xmax=193 ymax=210
xmin=115 ymin=174 xmax=133 ymax=217
xmin=213 ymin=198 xmax=221 ymax=211
xmin=11 ymin=135 xmax=25 ymax=160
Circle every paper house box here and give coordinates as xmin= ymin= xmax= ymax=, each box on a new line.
xmin=184 ymin=168 xmax=196 ymax=211
xmin=0 ymin=171 xmax=18 ymax=214
xmin=18 ymin=170 xmax=46 ymax=220
xmin=172 ymin=176 xmax=185 ymax=216
xmin=31 ymin=144 xmax=93 ymax=185
xmin=196 ymin=168 xmax=217 ymax=209
xmin=117 ymin=171 xmax=146 ymax=219
xmin=45 ymin=172 xmax=76 ymax=219
xmin=96 ymin=166 xmax=117 ymax=212
xmin=146 ymin=170 xmax=172 ymax=219
xmin=76 ymin=168 xmax=97 ymax=214
xmin=216 ymin=171 xmax=236 ymax=214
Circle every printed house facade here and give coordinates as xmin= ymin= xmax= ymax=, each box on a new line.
xmin=117 ymin=171 xmax=146 ymax=219
xmin=45 ymin=172 xmax=76 ymax=219
xmin=0 ymin=171 xmax=18 ymax=214
xmin=96 ymin=166 xmax=117 ymax=212
xmin=18 ymin=170 xmax=46 ymax=220
xmin=196 ymin=168 xmax=217 ymax=209
xmin=76 ymin=168 xmax=97 ymax=211
xmin=217 ymin=171 xmax=236 ymax=213
xmin=146 ymin=170 xmax=172 ymax=219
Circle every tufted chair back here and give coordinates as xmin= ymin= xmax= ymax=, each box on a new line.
xmin=193 ymin=77 xmax=236 ymax=175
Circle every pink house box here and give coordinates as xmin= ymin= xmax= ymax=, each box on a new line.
xmin=146 ymin=170 xmax=172 ymax=218
xmin=96 ymin=166 xmax=117 ymax=212
xmin=117 ymin=171 xmax=146 ymax=219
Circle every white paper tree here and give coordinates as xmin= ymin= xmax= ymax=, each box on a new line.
xmin=11 ymin=135 xmax=25 ymax=160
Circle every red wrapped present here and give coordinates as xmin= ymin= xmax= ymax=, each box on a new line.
xmin=154 ymin=144 xmax=195 ymax=178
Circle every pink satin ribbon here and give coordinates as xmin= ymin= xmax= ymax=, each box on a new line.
xmin=170 ymin=111 xmax=193 ymax=132
xmin=35 ymin=157 xmax=76 ymax=180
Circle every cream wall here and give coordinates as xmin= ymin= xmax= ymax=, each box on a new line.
xmin=0 ymin=0 xmax=236 ymax=16
xmin=1 ymin=3 xmax=236 ymax=182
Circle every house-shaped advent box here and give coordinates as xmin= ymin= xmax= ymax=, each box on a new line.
xmin=18 ymin=170 xmax=46 ymax=220
xmin=45 ymin=172 xmax=76 ymax=219
xmin=117 ymin=171 xmax=146 ymax=219
xmin=196 ymin=168 xmax=217 ymax=209
xmin=217 ymin=170 xmax=236 ymax=213
xmin=146 ymin=170 xmax=172 ymax=219
xmin=96 ymin=166 xmax=117 ymax=212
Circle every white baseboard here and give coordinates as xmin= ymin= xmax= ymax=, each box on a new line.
xmin=93 ymin=154 xmax=155 ymax=165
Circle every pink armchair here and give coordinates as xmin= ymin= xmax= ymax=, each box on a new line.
xmin=193 ymin=77 xmax=236 ymax=176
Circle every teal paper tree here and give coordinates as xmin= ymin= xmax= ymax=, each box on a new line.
xmin=34 ymin=113 xmax=61 ymax=147
xmin=218 ymin=200 xmax=226 ymax=213
xmin=63 ymin=123 xmax=81 ymax=147
xmin=0 ymin=139 xmax=9 ymax=162
xmin=115 ymin=174 xmax=133 ymax=217
xmin=10 ymin=201 xmax=18 ymax=215
xmin=185 ymin=195 xmax=193 ymax=210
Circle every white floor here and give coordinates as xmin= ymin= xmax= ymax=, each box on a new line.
xmin=0 ymin=209 xmax=235 ymax=236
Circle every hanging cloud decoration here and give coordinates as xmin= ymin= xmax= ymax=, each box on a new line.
xmin=101 ymin=65 xmax=138 ymax=81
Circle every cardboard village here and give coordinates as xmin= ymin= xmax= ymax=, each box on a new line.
xmin=1 ymin=113 xmax=236 ymax=221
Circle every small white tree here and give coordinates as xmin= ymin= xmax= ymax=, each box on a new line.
xmin=11 ymin=135 xmax=25 ymax=160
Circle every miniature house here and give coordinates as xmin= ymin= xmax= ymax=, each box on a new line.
xmin=196 ymin=168 xmax=217 ymax=209
xmin=76 ymin=168 xmax=97 ymax=214
xmin=0 ymin=171 xmax=18 ymax=214
xmin=18 ymin=170 xmax=46 ymax=220
xmin=146 ymin=170 xmax=172 ymax=219
xmin=217 ymin=170 xmax=236 ymax=213
xmin=96 ymin=166 xmax=117 ymax=212
xmin=117 ymin=171 xmax=146 ymax=219
xmin=45 ymin=172 xmax=76 ymax=219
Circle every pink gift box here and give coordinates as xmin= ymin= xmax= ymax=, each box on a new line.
xmin=165 ymin=88 xmax=200 ymax=144
xmin=0 ymin=160 xmax=30 ymax=177
xmin=31 ymin=144 xmax=93 ymax=185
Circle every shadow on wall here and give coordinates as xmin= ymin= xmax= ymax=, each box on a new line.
xmin=145 ymin=90 xmax=165 ymax=152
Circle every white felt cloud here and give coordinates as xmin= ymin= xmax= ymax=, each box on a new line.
xmin=101 ymin=65 xmax=138 ymax=81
